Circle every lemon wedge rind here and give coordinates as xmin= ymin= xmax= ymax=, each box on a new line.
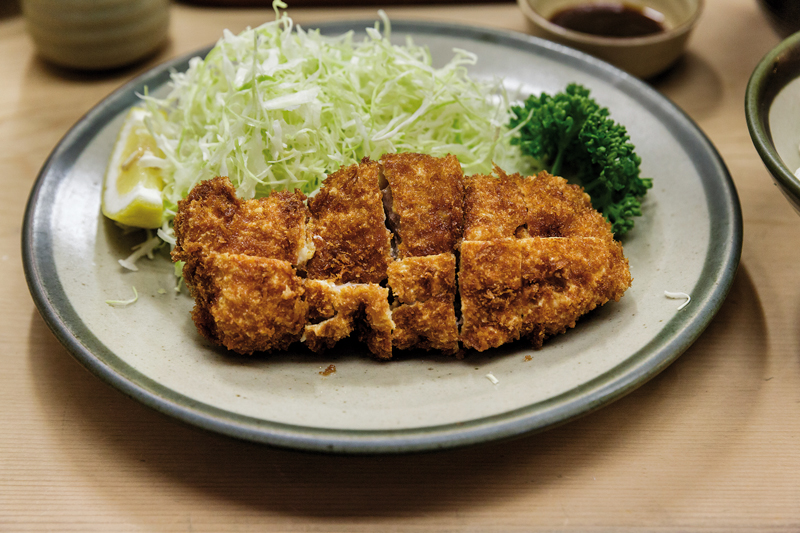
xmin=102 ymin=107 xmax=165 ymax=229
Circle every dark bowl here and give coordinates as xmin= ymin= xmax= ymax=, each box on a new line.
xmin=745 ymin=30 xmax=800 ymax=216
xmin=758 ymin=0 xmax=800 ymax=37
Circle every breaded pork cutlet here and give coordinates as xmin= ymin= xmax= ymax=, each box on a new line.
xmin=459 ymin=239 xmax=523 ymax=351
xmin=172 ymin=176 xmax=311 ymax=354
xmin=518 ymin=236 xmax=630 ymax=347
xmin=302 ymin=158 xmax=394 ymax=358
xmin=380 ymin=153 xmax=464 ymax=257
xmin=387 ymin=254 xmax=460 ymax=355
xmin=185 ymin=253 xmax=307 ymax=354
xmin=458 ymin=236 xmax=630 ymax=351
xmin=172 ymin=176 xmax=311 ymax=266
xmin=305 ymin=158 xmax=392 ymax=284
xmin=303 ymin=280 xmax=393 ymax=360
xmin=381 ymin=153 xmax=463 ymax=354
xmin=459 ymin=169 xmax=631 ymax=351
xmin=173 ymin=154 xmax=632 ymax=359
xmin=521 ymin=169 xmax=612 ymax=240
xmin=463 ymin=168 xmax=528 ymax=241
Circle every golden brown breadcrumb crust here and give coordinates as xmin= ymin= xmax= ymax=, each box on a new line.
xmin=518 ymin=236 xmax=630 ymax=344
xmin=380 ymin=153 xmax=464 ymax=354
xmin=173 ymin=177 xmax=311 ymax=355
xmin=459 ymin=239 xmax=523 ymax=351
xmin=463 ymin=170 xmax=528 ymax=241
xmin=381 ymin=153 xmax=464 ymax=257
xmin=522 ymin=170 xmax=612 ymax=239
xmin=172 ymin=156 xmax=632 ymax=358
xmin=458 ymin=236 xmax=631 ymax=351
xmin=459 ymin=169 xmax=631 ymax=351
xmin=172 ymin=176 xmax=309 ymax=264
xmin=305 ymin=159 xmax=392 ymax=284
xmin=387 ymin=254 xmax=460 ymax=355
xmin=184 ymin=252 xmax=307 ymax=355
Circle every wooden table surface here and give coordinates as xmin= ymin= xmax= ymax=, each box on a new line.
xmin=2 ymin=0 xmax=798 ymax=530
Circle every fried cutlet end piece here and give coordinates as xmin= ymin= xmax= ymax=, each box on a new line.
xmin=380 ymin=153 xmax=464 ymax=257
xmin=303 ymin=280 xmax=394 ymax=360
xmin=305 ymin=159 xmax=392 ymax=284
xmin=459 ymin=169 xmax=629 ymax=351
xmin=172 ymin=176 xmax=311 ymax=264
xmin=463 ymin=168 xmax=528 ymax=241
xmin=388 ymin=253 xmax=460 ymax=355
xmin=522 ymin=171 xmax=613 ymax=240
xmin=518 ymin=237 xmax=631 ymax=347
xmin=183 ymin=252 xmax=307 ymax=355
xmin=459 ymin=236 xmax=631 ymax=351
xmin=172 ymin=176 xmax=239 ymax=261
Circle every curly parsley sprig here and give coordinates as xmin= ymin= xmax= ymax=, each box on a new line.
xmin=509 ymin=83 xmax=652 ymax=236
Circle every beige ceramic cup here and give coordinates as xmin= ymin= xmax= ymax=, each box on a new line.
xmin=22 ymin=0 xmax=170 ymax=70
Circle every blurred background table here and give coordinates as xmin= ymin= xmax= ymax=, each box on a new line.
xmin=1 ymin=0 xmax=798 ymax=530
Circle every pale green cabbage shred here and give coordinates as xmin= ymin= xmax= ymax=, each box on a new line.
xmin=139 ymin=2 xmax=527 ymax=229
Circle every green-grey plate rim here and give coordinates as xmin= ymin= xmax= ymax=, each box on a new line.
xmin=22 ymin=20 xmax=742 ymax=454
xmin=745 ymin=29 xmax=800 ymax=214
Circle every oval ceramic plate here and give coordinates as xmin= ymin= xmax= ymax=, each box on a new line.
xmin=23 ymin=20 xmax=741 ymax=453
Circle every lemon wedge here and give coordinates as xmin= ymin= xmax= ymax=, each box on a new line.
xmin=102 ymin=107 xmax=166 ymax=229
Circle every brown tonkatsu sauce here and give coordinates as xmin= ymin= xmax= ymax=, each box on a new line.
xmin=550 ymin=3 xmax=665 ymax=38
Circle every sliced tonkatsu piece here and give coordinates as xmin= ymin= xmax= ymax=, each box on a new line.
xmin=301 ymin=158 xmax=394 ymax=358
xmin=521 ymin=170 xmax=613 ymax=240
xmin=380 ymin=153 xmax=464 ymax=354
xmin=458 ymin=239 xmax=524 ymax=352
xmin=303 ymin=280 xmax=394 ymax=360
xmin=380 ymin=153 xmax=464 ymax=258
xmin=172 ymin=176 xmax=312 ymax=355
xmin=183 ymin=252 xmax=307 ymax=355
xmin=463 ymin=168 xmax=528 ymax=241
xmin=459 ymin=168 xmax=528 ymax=351
xmin=517 ymin=237 xmax=631 ymax=347
xmin=305 ymin=158 xmax=392 ymax=284
xmin=172 ymin=176 xmax=311 ymax=265
xmin=387 ymin=253 xmax=460 ymax=355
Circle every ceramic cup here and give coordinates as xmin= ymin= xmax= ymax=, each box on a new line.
xmin=22 ymin=0 xmax=170 ymax=71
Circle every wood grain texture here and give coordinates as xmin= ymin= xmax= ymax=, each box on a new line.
xmin=3 ymin=0 xmax=800 ymax=531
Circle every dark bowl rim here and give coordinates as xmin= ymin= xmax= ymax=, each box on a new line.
xmin=745 ymin=30 xmax=800 ymax=203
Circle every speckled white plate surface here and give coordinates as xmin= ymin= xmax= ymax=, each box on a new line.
xmin=23 ymin=20 xmax=741 ymax=453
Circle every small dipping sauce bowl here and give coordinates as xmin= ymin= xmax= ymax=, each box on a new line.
xmin=517 ymin=0 xmax=703 ymax=78
xmin=22 ymin=0 xmax=170 ymax=71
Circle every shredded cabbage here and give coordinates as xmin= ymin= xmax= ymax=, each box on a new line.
xmin=139 ymin=2 xmax=527 ymax=223
xmin=105 ymin=286 xmax=139 ymax=308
